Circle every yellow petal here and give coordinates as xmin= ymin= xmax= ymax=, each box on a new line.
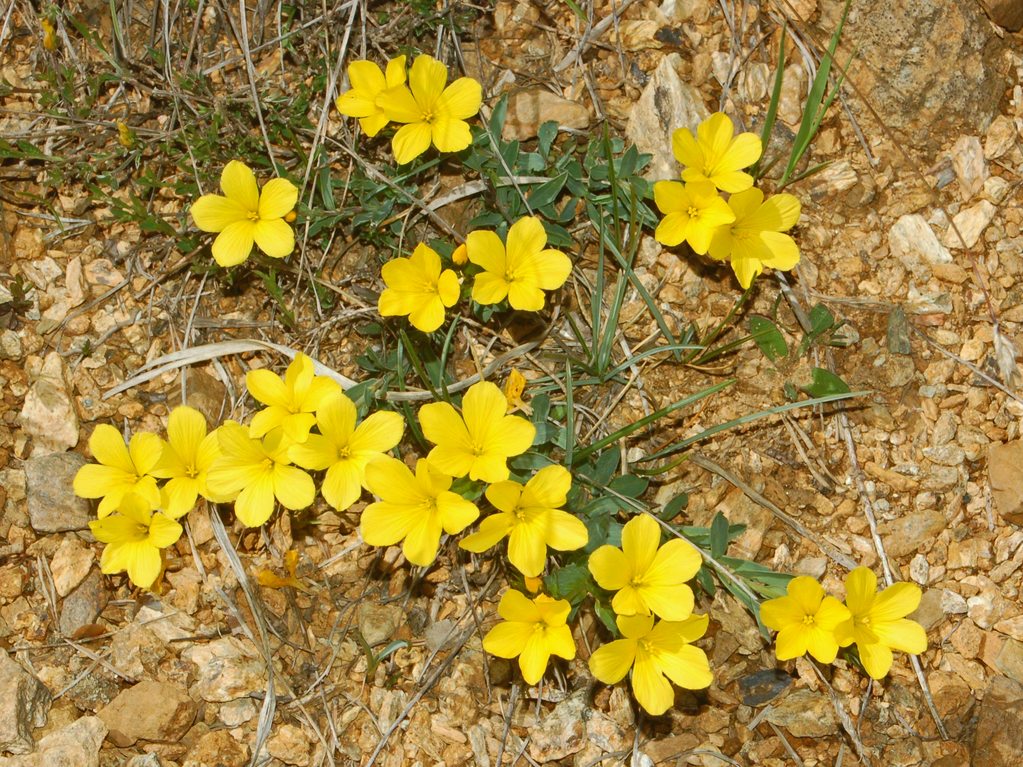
xmin=408 ymin=295 xmax=446 ymax=332
xmin=402 ymin=515 xmax=443 ymax=566
xmin=653 ymin=180 xmax=688 ymax=216
xmin=588 ymin=545 xmax=630 ymax=591
xmin=438 ymin=77 xmax=482 ymax=120
xmin=362 ymin=501 xmax=414 ymax=546
xmin=349 ymin=410 xmax=403 ymax=455
xmin=757 ymin=231 xmax=800 ymax=270
xmin=466 ymin=229 xmax=506 ymax=273
xmin=321 ymin=460 xmax=363 ymax=511
xmin=220 ymin=160 xmax=259 ymax=210
xmin=431 ymin=117 xmax=472 ymax=153
xmin=804 ymin=625 xmax=840 ymax=664
xmin=89 ymin=514 xmax=146 ymax=544
xmin=506 ymin=216 xmax=547 ymax=266
xmin=544 ymin=509 xmax=588 ymax=552
xmin=191 ymin=194 xmax=247 ymax=232
xmin=88 ymin=424 xmax=133 ymax=472
xmin=258 ymin=178 xmax=298 ymax=220
xmin=588 ymin=638 xmax=636 ymax=684
xmin=815 ymin=596 xmax=852 ymax=632
xmin=620 ymin=514 xmax=661 ymax=574
xmin=148 ymin=512 xmax=183 ymax=548
xmin=656 ymin=613 xmax=710 ymax=645
xmin=246 ymin=369 xmax=289 ymax=408
xmin=507 ymin=282 xmax=545 ymax=312
xmin=336 ymin=90 xmax=380 ymax=119
xmin=436 ymin=491 xmax=480 ymax=534
xmin=376 ymin=84 xmax=422 ymax=123
xmin=234 ymin=473 xmax=276 ymax=527
xmin=656 ymin=644 xmax=713 ymax=690
xmin=654 ymin=212 xmax=689 ymax=248
xmin=518 ymin=632 xmax=553 ymax=685
xmin=645 ymin=538 xmax=701 ymax=585
xmin=773 ymin=624 xmax=810 ymax=660
xmin=161 ymin=477 xmax=199 ymax=519
xmin=871 ymin=582 xmax=922 ymax=623
xmin=347 ymin=60 xmax=386 ymax=97
xmin=747 ymin=192 xmax=801 ymax=231
xmin=166 ymin=406 xmax=206 ymax=465
xmin=873 ymin=618 xmax=928 ymax=655
xmin=611 ymin=586 xmax=651 ymax=617
xmin=631 ymin=652 xmax=675 ymax=715
xmin=358 ymin=112 xmax=389 ymax=138
xmin=253 ymin=218 xmax=295 ymax=259
xmin=858 ymin=640 xmax=894 ymax=679
xmin=364 ymin=456 xmax=424 ymax=505
xmin=122 ymin=541 xmax=164 ymax=589
xmin=697 ymin=113 xmax=735 ymax=163
xmin=436 ymin=269 xmax=461 ymax=307
xmin=408 ymin=54 xmax=448 ymax=109
xmin=670 ymin=126 xmax=703 ymax=170
xmin=522 ymin=465 xmax=570 ymax=507
xmin=459 ymin=513 xmax=514 ymax=553
xmin=392 ymin=122 xmax=432 ymax=164
xmin=483 ymin=621 xmax=534 ymax=659
xmin=617 ymin=613 xmax=656 ymax=639
xmin=545 ymin=624 xmax=577 ymax=661
xmin=787 ymin=576 xmax=826 ymax=615
xmin=73 ymin=463 xmax=133 ymax=500
xmin=843 ymin=567 xmax=877 ymax=617
xmin=211 ymin=220 xmax=256 ymax=267
xmin=639 ymin=584 xmax=695 ymax=622
xmin=507 ymin=521 xmax=547 ymax=577
xmin=730 ymin=251 xmax=763 ymax=290
xmin=385 ymin=56 xmax=407 ymax=88
xmin=272 ymin=465 xmax=315 ymax=510
xmin=127 ymin=432 xmax=163 ymax=476
xmin=472 ymin=272 xmax=510 ymax=305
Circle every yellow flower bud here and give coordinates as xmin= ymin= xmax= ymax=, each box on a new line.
xmin=451 ymin=242 xmax=468 ymax=266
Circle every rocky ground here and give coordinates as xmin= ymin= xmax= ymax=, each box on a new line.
xmin=2 ymin=0 xmax=1023 ymax=765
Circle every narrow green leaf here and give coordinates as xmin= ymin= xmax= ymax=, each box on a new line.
xmin=710 ymin=512 xmax=729 ymax=558
xmin=802 ymin=367 xmax=851 ymax=398
xmin=749 ymin=316 xmax=788 ymax=362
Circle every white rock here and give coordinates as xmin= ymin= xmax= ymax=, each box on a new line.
xmin=183 ymin=636 xmax=267 ymax=702
xmin=984 ymin=115 xmax=1018 ymax=159
xmin=625 ymin=53 xmax=709 ymax=182
xmin=943 ymin=200 xmax=997 ymax=249
xmin=941 ymin=589 xmax=969 ymax=614
xmin=910 ymin=554 xmax=930 ymax=585
xmin=50 ymin=536 xmax=94 ymax=597
xmin=0 ymin=651 xmax=52 ymax=754
xmin=0 ymin=715 xmax=106 ymax=767
xmin=889 ymin=214 xmax=952 ymax=268
xmin=18 ymin=352 xmax=79 ymax=455
xmin=951 ymin=135 xmax=987 ymax=199
xmin=983 ymin=175 xmax=1011 ymax=204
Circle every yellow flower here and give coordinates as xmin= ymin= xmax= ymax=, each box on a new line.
xmin=482 ymin=590 xmax=576 ymax=686
xmin=760 ymin=576 xmax=851 ymax=664
xmin=588 ymin=514 xmax=701 ymax=621
xmin=589 ymin=613 xmax=712 ymax=716
xmin=361 ymin=457 xmax=479 ymax=567
xmin=672 ymin=112 xmax=763 ymax=193
xmin=151 ymin=406 xmax=225 ymax=519
xmin=467 ymin=216 xmax=572 ymax=311
xmin=190 ymin=160 xmax=298 ymax=267
xmin=503 ymin=368 xmax=531 ymax=415
xmin=451 ymin=242 xmax=469 ymax=266
xmin=708 ymin=188 xmax=801 ymax=289
xmin=459 ymin=465 xmax=587 ymax=577
xmin=335 ymin=56 xmax=407 ymax=137
xmin=653 ymin=180 xmax=736 ymax=255
xmin=835 ymin=567 xmax=928 ymax=679
xmin=246 ymin=353 xmax=342 ymax=442
xmin=73 ymin=424 xmax=162 ymax=518
xmin=379 ymin=243 xmax=461 ymax=333
xmin=41 ymin=18 xmax=57 ymax=51
xmin=289 ymin=392 xmax=404 ymax=511
xmin=206 ymin=421 xmax=315 ymax=528
xmin=418 ymin=380 xmax=535 ymax=483
xmin=89 ymin=493 xmax=183 ymax=590
xmin=376 ymin=54 xmax=482 ymax=164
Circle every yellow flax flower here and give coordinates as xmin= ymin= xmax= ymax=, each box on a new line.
xmin=653 ymin=180 xmax=735 ymax=255
xmin=672 ymin=112 xmax=763 ymax=193
xmin=708 ymin=188 xmax=801 ymax=289
xmin=459 ymin=465 xmax=587 ymax=577
xmin=467 ymin=216 xmax=572 ymax=311
xmin=335 ymin=56 xmax=407 ymax=137
xmin=836 ymin=567 xmax=928 ymax=679
xmin=589 ymin=613 xmax=713 ymax=716
xmin=379 ymin=243 xmax=461 ymax=333
xmin=289 ymin=392 xmax=404 ymax=511
xmin=190 ymin=160 xmax=298 ymax=267
xmin=503 ymin=369 xmax=531 ymax=416
xmin=418 ymin=380 xmax=535 ymax=483
xmin=482 ymin=590 xmax=576 ymax=685
xmin=206 ymin=422 xmax=315 ymax=528
xmin=361 ymin=457 xmax=480 ymax=567
xmin=73 ymin=424 xmax=162 ymax=518
xmin=246 ymin=353 xmax=342 ymax=443
xmin=151 ymin=406 xmax=225 ymax=519
xmin=761 ymin=576 xmax=851 ymax=664
xmin=588 ymin=514 xmax=702 ymax=621
xmin=376 ymin=54 xmax=482 ymax=164
xmin=89 ymin=493 xmax=183 ymax=590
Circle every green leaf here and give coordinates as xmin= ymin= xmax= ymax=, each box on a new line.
xmin=593 ymin=600 xmax=619 ymax=635
xmin=589 ymin=449 xmax=620 ymax=486
xmin=659 ymin=493 xmax=689 ymax=521
xmin=608 ymin=474 xmax=649 ymax=499
xmin=802 ymin=367 xmax=851 ymax=398
xmin=749 ymin=316 xmax=788 ymax=362
xmin=538 ymin=121 xmax=558 ymax=158
xmin=544 ymin=562 xmax=595 ymax=605
xmin=710 ymin=512 xmax=729 ymax=558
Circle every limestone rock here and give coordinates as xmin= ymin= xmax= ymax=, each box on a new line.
xmin=0 ymin=715 xmax=106 ymax=767
xmin=527 ymin=690 xmax=587 ymax=762
xmin=765 ymin=689 xmax=838 ymax=737
xmin=357 ymin=602 xmax=402 ymax=647
xmin=989 ymin=440 xmax=1023 ymax=525
xmin=24 ymin=452 xmax=92 ymax=533
xmin=50 ymin=536 xmax=94 ymax=597
xmin=502 ymin=88 xmax=590 ymax=142
xmin=183 ymin=636 xmax=267 ymax=702
xmin=98 ymin=680 xmax=196 ymax=747
xmin=878 ymin=510 xmax=947 ymax=558
xmin=888 ymin=214 xmax=952 ymax=271
xmin=109 ymin=623 xmax=168 ymax=679
xmin=818 ymin=0 xmax=1006 ymax=150
xmin=0 ymin=651 xmax=52 ymax=754
xmin=58 ymin=568 xmax=107 ymax=637
xmin=943 ymin=200 xmax=997 ymax=249
xmin=182 ymin=728 xmax=250 ymax=767
xmin=18 ymin=352 xmax=79 ymax=455
xmin=973 ymin=676 xmax=1023 ymax=766
xmin=951 ymin=135 xmax=988 ymax=199
xmin=625 ymin=53 xmax=708 ymax=182
xmin=979 ymin=0 xmax=1023 ymax=30
xmin=267 ymin=723 xmax=312 ymax=766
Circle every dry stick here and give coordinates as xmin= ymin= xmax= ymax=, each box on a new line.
xmin=768 ymin=722 xmax=806 ymax=766
xmin=494 ymin=683 xmax=520 ymax=767
xmin=810 ymin=661 xmax=873 ymax=767
xmin=553 ymin=0 xmax=639 ymax=72
xmin=689 ymin=453 xmax=858 ymax=570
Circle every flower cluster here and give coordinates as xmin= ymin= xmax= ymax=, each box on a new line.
xmin=761 ymin=569 xmax=928 ymax=679
xmin=377 ymin=214 xmax=572 ymax=333
xmin=654 ymin=112 xmax=801 ymax=289
xmin=335 ymin=54 xmax=483 ymax=165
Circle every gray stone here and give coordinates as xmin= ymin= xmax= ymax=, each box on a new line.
xmin=818 ymin=0 xmax=1007 ymax=150
xmin=625 ymin=53 xmax=709 ymax=182
xmin=765 ymin=689 xmax=838 ymax=737
xmin=0 ymin=651 xmax=52 ymax=754
xmin=979 ymin=0 xmax=1023 ymax=30
xmin=18 ymin=352 xmax=79 ymax=455
xmin=878 ymin=510 xmax=947 ymax=558
xmin=98 ymin=680 xmax=196 ymax=747
xmin=25 ymin=452 xmax=92 ymax=533
xmin=951 ymin=135 xmax=988 ymax=199
xmin=527 ymin=690 xmax=587 ymax=762
xmin=182 ymin=637 xmax=266 ymax=702
xmin=0 ymin=715 xmax=106 ymax=767
xmin=58 ymin=568 xmax=107 ymax=637
xmin=990 ymin=440 xmax=1023 ymax=525
xmin=502 ymin=88 xmax=591 ymax=142
xmin=943 ymin=200 xmax=997 ymax=249
xmin=888 ymin=214 xmax=951 ymax=270
xmin=973 ymin=676 xmax=1023 ymax=766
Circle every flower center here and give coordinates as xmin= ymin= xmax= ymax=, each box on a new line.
xmin=247 ymin=210 xmax=261 ymax=222
xmin=338 ymin=446 xmax=351 ymax=460
xmin=130 ymin=522 xmax=150 ymax=542
xmin=185 ymin=463 xmax=200 ymax=479
xmin=802 ymin=614 xmax=816 ymax=626
xmin=687 ymin=206 xmax=700 ymax=218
